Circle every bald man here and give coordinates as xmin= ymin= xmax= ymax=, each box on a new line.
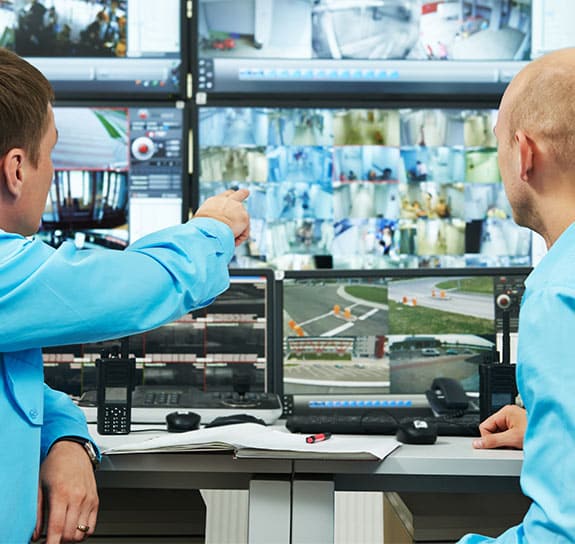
xmin=459 ymin=47 xmax=575 ymax=543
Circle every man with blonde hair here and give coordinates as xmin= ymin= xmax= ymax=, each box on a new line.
xmin=0 ymin=48 xmax=249 ymax=542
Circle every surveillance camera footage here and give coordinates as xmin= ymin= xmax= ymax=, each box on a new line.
xmin=39 ymin=105 xmax=184 ymax=250
xmin=43 ymin=272 xmax=274 ymax=397
xmin=198 ymin=106 xmax=532 ymax=270
xmin=194 ymin=1 xmax=575 ymax=96
xmin=282 ymin=271 xmax=500 ymax=397
xmin=0 ymin=0 xmax=182 ymax=96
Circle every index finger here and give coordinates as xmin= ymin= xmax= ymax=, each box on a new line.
xmin=226 ymin=188 xmax=250 ymax=202
xmin=44 ymin=501 xmax=66 ymax=544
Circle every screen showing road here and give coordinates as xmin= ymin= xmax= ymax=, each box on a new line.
xmin=282 ymin=270 xmax=504 ymax=396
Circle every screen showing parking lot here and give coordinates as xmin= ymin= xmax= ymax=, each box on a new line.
xmin=282 ymin=268 xmax=529 ymax=397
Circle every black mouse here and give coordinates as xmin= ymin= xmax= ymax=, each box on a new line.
xmin=396 ymin=418 xmax=437 ymax=445
xmin=204 ymin=413 xmax=267 ymax=428
xmin=166 ymin=411 xmax=201 ymax=433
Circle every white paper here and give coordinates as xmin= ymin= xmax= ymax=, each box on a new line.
xmin=103 ymin=423 xmax=401 ymax=460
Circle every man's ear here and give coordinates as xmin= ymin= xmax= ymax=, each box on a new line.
xmin=1 ymin=148 xmax=26 ymax=198
xmin=515 ymin=130 xmax=535 ymax=182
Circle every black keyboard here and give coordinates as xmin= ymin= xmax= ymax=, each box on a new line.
xmin=286 ymin=412 xmax=480 ymax=437
xmin=286 ymin=412 xmax=398 ymax=435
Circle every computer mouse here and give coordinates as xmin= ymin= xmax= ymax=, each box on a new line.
xmin=166 ymin=411 xmax=201 ymax=433
xmin=204 ymin=413 xmax=267 ymax=428
xmin=396 ymin=418 xmax=437 ymax=445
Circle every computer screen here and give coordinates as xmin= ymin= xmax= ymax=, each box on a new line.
xmin=280 ymin=268 xmax=530 ymax=404
xmin=39 ymin=102 xmax=186 ymax=249
xmin=194 ymin=0 xmax=573 ymax=99
xmin=44 ymin=269 xmax=278 ymax=397
xmin=1 ymin=0 xmax=183 ymax=98
xmin=195 ymin=104 xmax=532 ymax=269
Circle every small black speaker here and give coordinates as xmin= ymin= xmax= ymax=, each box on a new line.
xmin=479 ymin=363 xmax=517 ymax=421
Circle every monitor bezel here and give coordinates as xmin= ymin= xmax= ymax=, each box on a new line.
xmin=229 ymin=267 xmax=280 ymax=393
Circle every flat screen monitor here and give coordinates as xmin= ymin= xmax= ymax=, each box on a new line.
xmin=195 ymin=104 xmax=532 ymax=269
xmin=194 ymin=0 xmax=573 ymax=99
xmin=44 ymin=269 xmax=278 ymax=397
xmin=1 ymin=0 xmax=183 ymax=98
xmin=280 ymin=267 xmax=530 ymax=406
xmin=38 ymin=102 xmax=186 ymax=250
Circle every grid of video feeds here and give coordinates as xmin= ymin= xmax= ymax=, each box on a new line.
xmin=195 ymin=0 xmax=569 ymax=96
xmin=0 ymin=0 xmax=182 ymax=96
xmin=197 ymin=106 xmax=532 ymax=269
xmin=44 ymin=272 xmax=273 ymax=397
xmin=39 ymin=105 xmax=184 ymax=249
xmin=282 ymin=271 xmax=499 ymax=397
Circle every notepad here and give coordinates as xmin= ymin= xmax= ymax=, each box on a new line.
xmin=102 ymin=423 xmax=401 ymax=461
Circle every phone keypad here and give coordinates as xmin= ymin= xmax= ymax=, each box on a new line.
xmin=99 ymin=405 xmax=130 ymax=434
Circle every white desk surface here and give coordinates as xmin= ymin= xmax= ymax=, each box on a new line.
xmin=296 ymin=436 xmax=523 ymax=476
xmin=91 ymin=424 xmax=523 ymax=487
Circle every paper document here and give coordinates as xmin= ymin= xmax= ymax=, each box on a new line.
xmin=103 ymin=423 xmax=401 ymax=461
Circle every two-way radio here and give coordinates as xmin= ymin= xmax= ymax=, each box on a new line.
xmin=479 ymin=288 xmax=520 ymax=421
xmin=96 ymin=339 xmax=136 ymax=435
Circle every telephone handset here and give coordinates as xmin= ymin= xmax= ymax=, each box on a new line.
xmin=425 ymin=377 xmax=469 ymax=415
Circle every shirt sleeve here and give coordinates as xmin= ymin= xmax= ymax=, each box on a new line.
xmin=40 ymin=384 xmax=100 ymax=462
xmin=0 ymin=217 xmax=235 ymax=352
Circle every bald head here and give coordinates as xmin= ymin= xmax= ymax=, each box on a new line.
xmin=501 ymin=48 xmax=575 ymax=170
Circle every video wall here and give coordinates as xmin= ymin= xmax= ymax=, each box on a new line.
xmin=18 ymin=0 xmax=570 ymax=270
xmin=195 ymin=0 xmax=574 ymax=98
xmin=0 ymin=0 xmax=183 ymax=97
xmin=196 ymin=105 xmax=532 ymax=269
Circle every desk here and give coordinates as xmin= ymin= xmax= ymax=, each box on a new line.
xmin=293 ymin=437 xmax=524 ymax=543
xmin=92 ymin=426 xmax=294 ymax=543
xmin=93 ymin=428 xmax=523 ymax=544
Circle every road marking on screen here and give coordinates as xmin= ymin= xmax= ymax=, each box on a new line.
xmin=321 ymin=323 xmax=355 ymax=337
xmin=359 ymin=308 xmax=379 ymax=321
xmin=299 ymin=311 xmax=334 ymax=327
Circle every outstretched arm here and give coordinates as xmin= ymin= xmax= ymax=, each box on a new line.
xmin=472 ymin=405 xmax=527 ymax=450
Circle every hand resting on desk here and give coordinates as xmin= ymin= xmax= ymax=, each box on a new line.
xmin=472 ymin=405 xmax=526 ymax=450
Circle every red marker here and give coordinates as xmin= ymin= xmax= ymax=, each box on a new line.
xmin=306 ymin=432 xmax=332 ymax=444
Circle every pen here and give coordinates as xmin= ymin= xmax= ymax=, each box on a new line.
xmin=306 ymin=432 xmax=332 ymax=444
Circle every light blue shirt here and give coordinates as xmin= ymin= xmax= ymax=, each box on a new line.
xmin=459 ymin=221 xmax=575 ymax=543
xmin=0 ymin=218 xmax=234 ymax=542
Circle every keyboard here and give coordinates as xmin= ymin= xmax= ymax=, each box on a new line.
xmin=286 ymin=412 xmax=398 ymax=435
xmin=79 ymin=386 xmax=283 ymax=425
xmin=286 ymin=412 xmax=480 ymax=437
